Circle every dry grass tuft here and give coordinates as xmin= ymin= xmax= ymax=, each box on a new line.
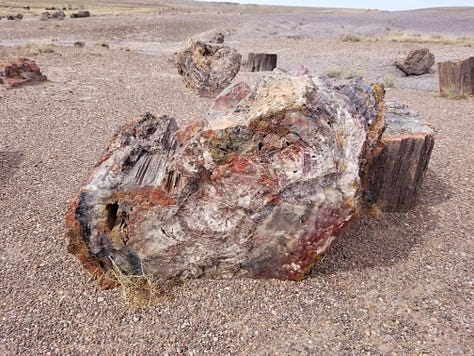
xmin=109 ymin=258 xmax=183 ymax=308
xmin=325 ymin=68 xmax=342 ymax=79
xmin=109 ymin=258 xmax=160 ymax=308
xmin=345 ymin=69 xmax=364 ymax=79
xmin=338 ymin=31 xmax=474 ymax=46
xmin=441 ymin=85 xmax=471 ymax=100
xmin=25 ymin=43 xmax=56 ymax=56
xmin=95 ymin=41 xmax=110 ymax=48
xmin=382 ymin=31 xmax=474 ymax=45
xmin=383 ymin=74 xmax=398 ymax=88
xmin=340 ymin=33 xmax=362 ymax=42
xmin=367 ymin=202 xmax=383 ymax=219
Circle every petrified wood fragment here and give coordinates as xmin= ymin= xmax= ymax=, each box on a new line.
xmin=395 ymin=48 xmax=435 ymax=76
xmin=363 ymin=102 xmax=435 ymax=212
xmin=438 ymin=57 xmax=474 ymax=97
xmin=66 ymin=72 xmax=388 ymax=287
xmin=175 ymin=39 xmax=242 ymax=97
xmin=246 ymin=53 xmax=278 ymax=72
xmin=71 ymin=11 xmax=91 ymax=18
xmin=0 ymin=58 xmax=47 ymax=88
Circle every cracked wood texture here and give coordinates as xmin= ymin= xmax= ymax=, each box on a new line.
xmin=246 ymin=53 xmax=278 ymax=72
xmin=438 ymin=56 xmax=474 ymax=97
xmin=66 ymin=72 xmax=428 ymax=288
xmin=363 ymin=102 xmax=435 ymax=212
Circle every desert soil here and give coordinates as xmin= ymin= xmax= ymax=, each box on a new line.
xmin=0 ymin=0 xmax=473 ymax=354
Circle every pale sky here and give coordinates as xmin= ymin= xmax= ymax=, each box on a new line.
xmin=196 ymin=0 xmax=474 ymax=11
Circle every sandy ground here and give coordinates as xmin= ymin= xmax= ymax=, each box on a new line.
xmin=1 ymin=1 xmax=473 ymax=354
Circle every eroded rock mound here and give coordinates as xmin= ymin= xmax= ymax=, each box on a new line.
xmin=0 ymin=58 xmax=47 ymax=88
xmin=395 ymin=48 xmax=435 ymax=75
xmin=66 ymin=72 xmax=387 ymax=287
xmin=175 ymin=39 xmax=242 ymax=97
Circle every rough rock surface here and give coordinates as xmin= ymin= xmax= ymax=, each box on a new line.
xmin=175 ymin=39 xmax=241 ymax=97
xmin=66 ymin=72 xmax=387 ymax=287
xmin=364 ymin=102 xmax=435 ymax=212
xmin=0 ymin=58 xmax=47 ymax=88
xmin=395 ymin=48 xmax=435 ymax=75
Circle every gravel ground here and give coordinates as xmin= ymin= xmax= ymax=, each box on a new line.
xmin=1 ymin=2 xmax=473 ymax=354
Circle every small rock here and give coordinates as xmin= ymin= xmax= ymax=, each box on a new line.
xmin=214 ymin=32 xmax=224 ymax=44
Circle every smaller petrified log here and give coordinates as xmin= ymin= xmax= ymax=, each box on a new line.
xmin=71 ymin=11 xmax=91 ymax=18
xmin=0 ymin=58 xmax=47 ymax=88
xmin=364 ymin=102 xmax=435 ymax=212
xmin=395 ymin=48 xmax=434 ymax=75
xmin=7 ymin=14 xmax=23 ymax=20
xmin=246 ymin=53 xmax=277 ymax=72
xmin=51 ymin=10 xmax=65 ymax=20
xmin=175 ymin=39 xmax=242 ymax=97
xmin=438 ymin=57 xmax=474 ymax=97
xmin=40 ymin=12 xmax=51 ymax=21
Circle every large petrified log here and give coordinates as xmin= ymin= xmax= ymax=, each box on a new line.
xmin=438 ymin=57 xmax=474 ymax=97
xmin=175 ymin=39 xmax=242 ymax=97
xmin=0 ymin=58 xmax=47 ymax=88
xmin=66 ymin=72 xmax=388 ymax=287
xmin=363 ymin=102 xmax=435 ymax=212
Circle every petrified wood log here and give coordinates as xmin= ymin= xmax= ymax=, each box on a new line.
xmin=0 ymin=58 xmax=47 ymax=88
xmin=395 ymin=48 xmax=435 ymax=76
xmin=438 ymin=57 xmax=474 ymax=97
xmin=363 ymin=102 xmax=435 ymax=212
xmin=175 ymin=39 xmax=242 ymax=97
xmin=66 ymin=72 xmax=387 ymax=287
xmin=246 ymin=53 xmax=278 ymax=72
xmin=71 ymin=11 xmax=91 ymax=18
